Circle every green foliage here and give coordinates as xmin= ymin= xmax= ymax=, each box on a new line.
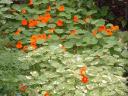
xmin=16 ymin=44 xmax=127 ymax=96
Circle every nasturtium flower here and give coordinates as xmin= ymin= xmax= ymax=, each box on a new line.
xmin=92 ymin=30 xmax=97 ymax=37
xmin=16 ymin=41 xmax=23 ymax=49
xmin=14 ymin=29 xmax=21 ymax=35
xmin=80 ymin=66 xmax=86 ymax=76
xmin=47 ymin=34 xmax=51 ymax=39
xmin=28 ymin=19 xmax=38 ymax=28
xmin=22 ymin=46 xmax=28 ymax=52
xmin=106 ymin=29 xmax=113 ymax=36
xmin=38 ymin=13 xmax=51 ymax=24
xmin=70 ymin=30 xmax=77 ymax=35
xmin=73 ymin=16 xmax=78 ymax=22
xmin=19 ymin=84 xmax=28 ymax=93
xmin=110 ymin=25 xmax=119 ymax=31
xmin=48 ymin=28 xmax=55 ymax=33
xmin=30 ymin=42 xmax=37 ymax=49
xmin=21 ymin=8 xmax=27 ymax=14
xmin=58 ymin=5 xmax=65 ymax=11
xmin=56 ymin=20 xmax=63 ymax=26
xmin=21 ymin=19 xmax=27 ymax=26
xmin=44 ymin=91 xmax=49 ymax=96
xmin=47 ymin=5 xmax=51 ymax=11
xmin=29 ymin=0 xmax=33 ymax=6
xmin=81 ymin=76 xmax=89 ymax=84
xmin=98 ymin=25 xmax=106 ymax=32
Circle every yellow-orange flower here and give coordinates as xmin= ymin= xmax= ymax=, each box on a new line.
xmin=80 ymin=66 xmax=86 ymax=76
xmin=48 ymin=28 xmax=55 ymax=33
xmin=110 ymin=25 xmax=119 ymax=31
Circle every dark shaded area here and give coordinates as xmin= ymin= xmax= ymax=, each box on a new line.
xmin=96 ymin=0 xmax=128 ymax=30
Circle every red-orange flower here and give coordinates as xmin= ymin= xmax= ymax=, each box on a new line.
xmin=98 ymin=25 xmax=106 ymax=32
xmin=58 ymin=5 xmax=64 ymax=11
xmin=81 ymin=76 xmax=88 ymax=84
xmin=19 ymin=84 xmax=28 ymax=93
xmin=56 ymin=20 xmax=63 ymax=26
xmin=21 ymin=19 xmax=27 ymax=26
xmin=73 ymin=16 xmax=78 ymax=22
xmin=29 ymin=0 xmax=33 ymax=6
xmin=16 ymin=41 xmax=23 ymax=49
xmin=44 ymin=91 xmax=49 ymax=96
xmin=21 ymin=9 xmax=27 ymax=14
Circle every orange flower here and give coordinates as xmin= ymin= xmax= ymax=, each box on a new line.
xmin=73 ymin=16 xmax=78 ymax=22
xmin=44 ymin=12 xmax=51 ymax=19
xmin=58 ymin=5 xmax=64 ymax=11
xmin=44 ymin=91 xmax=49 ymax=96
xmin=106 ymin=29 xmax=113 ymax=36
xmin=47 ymin=5 xmax=51 ymax=11
xmin=92 ymin=30 xmax=97 ymax=36
xmin=30 ymin=35 xmax=38 ymax=43
xmin=21 ymin=19 xmax=27 ymax=26
xmin=110 ymin=25 xmax=119 ymax=31
xmin=30 ymin=42 xmax=37 ymax=49
xmin=29 ymin=0 xmax=33 ymax=6
xmin=81 ymin=76 xmax=89 ymax=84
xmin=16 ymin=41 xmax=23 ymax=49
xmin=80 ymin=66 xmax=86 ymax=76
xmin=38 ymin=13 xmax=51 ymax=24
xmin=70 ymin=30 xmax=77 ymax=35
xmin=28 ymin=19 xmax=38 ymax=28
xmin=21 ymin=9 xmax=27 ymax=14
xmin=14 ymin=29 xmax=21 ymax=35
xmin=40 ymin=33 xmax=47 ymax=40
xmin=98 ymin=25 xmax=106 ymax=32
xmin=56 ymin=20 xmax=63 ymax=26
xmin=19 ymin=84 xmax=27 ymax=93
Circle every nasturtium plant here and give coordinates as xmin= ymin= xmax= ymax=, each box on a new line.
xmin=0 ymin=0 xmax=128 ymax=96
